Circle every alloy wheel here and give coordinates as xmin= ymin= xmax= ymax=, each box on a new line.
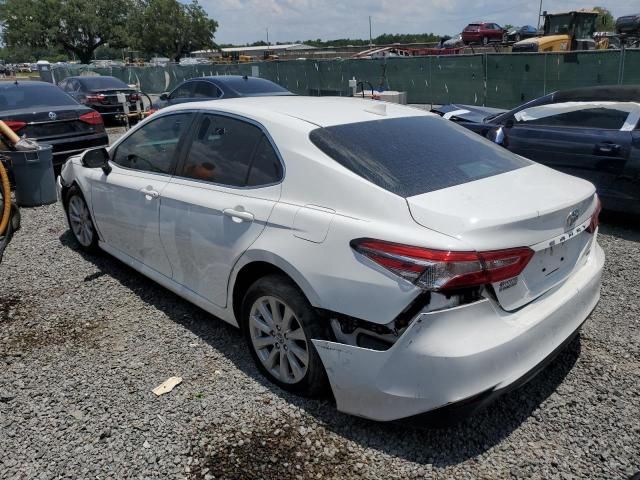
xmin=68 ymin=195 xmax=94 ymax=247
xmin=249 ymin=295 xmax=309 ymax=384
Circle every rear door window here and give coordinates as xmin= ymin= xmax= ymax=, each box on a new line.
xmin=170 ymin=82 xmax=194 ymax=100
xmin=178 ymin=114 xmax=263 ymax=186
xmin=192 ymin=81 xmax=221 ymax=98
xmin=309 ymin=116 xmax=531 ymax=198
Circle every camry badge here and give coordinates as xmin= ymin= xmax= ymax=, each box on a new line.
xmin=48 ymin=111 xmax=57 ymax=120
xmin=566 ymin=209 xmax=580 ymax=229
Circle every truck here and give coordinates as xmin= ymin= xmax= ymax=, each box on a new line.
xmin=512 ymin=10 xmax=601 ymax=52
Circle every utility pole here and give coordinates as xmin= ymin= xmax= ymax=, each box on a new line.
xmin=537 ymin=0 xmax=543 ymax=30
xmin=369 ymin=16 xmax=373 ymax=46
xmin=266 ymin=27 xmax=269 ymax=45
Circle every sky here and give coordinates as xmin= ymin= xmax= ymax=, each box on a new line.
xmin=198 ymin=0 xmax=640 ymax=45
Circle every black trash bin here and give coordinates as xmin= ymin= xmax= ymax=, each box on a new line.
xmin=1 ymin=145 xmax=57 ymax=207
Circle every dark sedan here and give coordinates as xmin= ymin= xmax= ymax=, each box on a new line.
xmin=58 ymin=76 xmax=140 ymax=124
xmin=0 ymin=81 xmax=108 ymax=167
xmin=433 ymin=85 xmax=640 ymax=214
xmin=505 ymin=25 xmax=539 ymax=43
xmin=152 ymin=75 xmax=293 ymax=111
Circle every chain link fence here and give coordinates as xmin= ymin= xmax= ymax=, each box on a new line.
xmin=42 ymin=49 xmax=640 ymax=109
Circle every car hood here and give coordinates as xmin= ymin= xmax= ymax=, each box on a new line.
xmin=431 ymin=104 xmax=507 ymax=124
xmin=406 ymin=163 xmax=596 ymax=251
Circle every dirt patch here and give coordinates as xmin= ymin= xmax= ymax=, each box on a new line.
xmin=0 ymin=294 xmax=21 ymax=323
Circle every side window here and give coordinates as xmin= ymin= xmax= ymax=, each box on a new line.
xmin=179 ymin=114 xmax=262 ymax=186
xmin=514 ymin=105 xmax=630 ymax=130
xmin=247 ymin=136 xmax=283 ymax=186
xmin=59 ymin=80 xmax=68 ymax=90
xmin=169 ymin=82 xmax=193 ymax=100
xmin=113 ymin=113 xmax=192 ymax=174
xmin=70 ymin=80 xmax=81 ymax=92
xmin=193 ymin=81 xmax=221 ymax=98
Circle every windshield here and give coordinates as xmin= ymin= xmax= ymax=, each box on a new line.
xmin=80 ymin=76 xmax=129 ymax=90
xmin=0 ymin=83 xmax=77 ymax=109
xmin=309 ymin=116 xmax=531 ymax=198
xmin=545 ymin=14 xmax=573 ymax=35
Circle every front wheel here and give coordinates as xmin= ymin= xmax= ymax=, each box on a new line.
xmin=241 ymin=274 xmax=328 ymax=396
xmin=65 ymin=186 xmax=99 ymax=252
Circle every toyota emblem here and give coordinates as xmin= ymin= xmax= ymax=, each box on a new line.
xmin=566 ymin=209 xmax=580 ymax=229
xmin=48 ymin=111 xmax=57 ymax=120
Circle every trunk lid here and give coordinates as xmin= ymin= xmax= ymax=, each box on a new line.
xmin=406 ymin=163 xmax=597 ymax=310
xmin=0 ymin=106 xmax=103 ymax=140
xmin=89 ymin=88 xmax=138 ymax=105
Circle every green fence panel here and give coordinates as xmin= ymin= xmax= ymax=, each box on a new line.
xmin=430 ymin=54 xmax=484 ymax=106
xmin=544 ymin=50 xmax=621 ymax=93
xmin=381 ymin=57 xmax=431 ymax=103
xmin=486 ymin=53 xmax=546 ymax=109
xmin=622 ymin=49 xmax=640 ymax=85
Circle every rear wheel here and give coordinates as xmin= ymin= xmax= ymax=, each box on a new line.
xmin=241 ymin=274 xmax=328 ymax=396
xmin=65 ymin=186 xmax=99 ymax=252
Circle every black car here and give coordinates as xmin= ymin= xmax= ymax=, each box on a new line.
xmin=58 ymin=76 xmax=140 ymax=123
xmin=153 ymin=75 xmax=293 ymax=110
xmin=433 ymin=85 xmax=640 ymax=214
xmin=0 ymin=81 xmax=108 ymax=167
xmin=505 ymin=25 xmax=539 ymax=42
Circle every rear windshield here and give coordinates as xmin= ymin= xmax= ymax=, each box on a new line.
xmin=80 ymin=76 xmax=129 ymax=89
xmin=309 ymin=116 xmax=531 ymax=198
xmin=0 ymin=83 xmax=77 ymax=109
xmin=223 ymin=77 xmax=289 ymax=95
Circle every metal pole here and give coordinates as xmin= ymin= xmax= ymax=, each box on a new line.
xmin=266 ymin=27 xmax=269 ymax=45
xmin=369 ymin=16 xmax=373 ymax=46
xmin=537 ymin=0 xmax=543 ymax=30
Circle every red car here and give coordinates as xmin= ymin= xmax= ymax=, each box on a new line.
xmin=462 ymin=22 xmax=506 ymax=45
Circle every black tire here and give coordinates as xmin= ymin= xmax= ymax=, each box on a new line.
xmin=241 ymin=274 xmax=329 ymax=397
xmin=64 ymin=185 xmax=99 ymax=252
xmin=482 ymin=36 xmax=489 ymax=45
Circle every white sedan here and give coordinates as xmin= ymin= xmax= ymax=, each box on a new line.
xmin=58 ymin=96 xmax=604 ymax=422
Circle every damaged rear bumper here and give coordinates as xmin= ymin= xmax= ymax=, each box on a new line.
xmin=312 ymin=243 xmax=604 ymax=422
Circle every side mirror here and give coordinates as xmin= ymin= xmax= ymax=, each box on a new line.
xmin=159 ymin=92 xmax=169 ymax=101
xmin=81 ymin=147 xmax=111 ymax=174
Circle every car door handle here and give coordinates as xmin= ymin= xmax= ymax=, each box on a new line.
xmin=140 ymin=188 xmax=160 ymax=199
xmin=595 ymin=142 xmax=621 ymax=154
xmin=223 ymin=208 xmax=254 ymax=223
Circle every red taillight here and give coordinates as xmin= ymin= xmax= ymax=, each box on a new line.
xmin=85 ymin=94 xmax=106 ymax=103
xmin=4 ymin=120 xmax=27 ymax=132
xmin=587 ymin=197 xmax=602 ymax=234
xmin=351 ymin=239 xmax=534 ymax=291
xmin=79 ymin=111 xmax=104 ymax=126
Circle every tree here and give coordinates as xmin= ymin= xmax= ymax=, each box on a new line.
xmin=131 ymin=0 xmax=218 ymax=61
xmin=0 ymin=0 xmax=132 ymax=64
xmin=593 ymin=6 xmax=615 ymax=32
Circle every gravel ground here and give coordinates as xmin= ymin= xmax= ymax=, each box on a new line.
xmin=1 ymin=200 xmax=639 ymax=479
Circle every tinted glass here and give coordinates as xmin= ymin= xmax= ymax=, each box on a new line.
xmin=516 ymin=106 xmax=629 ymax=130
xmin=222 ymin=77 xmax=289 ymax=95
xmin=170 ymin=82 xmax=193 ymax=99
xmin=309 ymin=116 xmax=531 ymax=198
xmin=180 ymin=114 xmax=262 ymax=186
xmin=79 ymin=76 xmax=129 ymax=90
xmin=193 ymin=81 xmax=221 ymax=98
xmin=247 ymin=136 xmax=283 ymax=186
xmin=0 ymin=83 xmax=77 ymax=109
xmin=113 ymin=113 xmax=191 ymax=174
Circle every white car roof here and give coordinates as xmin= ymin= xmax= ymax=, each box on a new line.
xmin=166 ymin=95 xmax=432 ymax=128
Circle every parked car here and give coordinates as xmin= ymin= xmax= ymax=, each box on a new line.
xmin=432 ymin=85 xmax=640 ymax=214
xmin=58 ymin=76 xmax=140 ymax=124
xmin=462 ymin=22 xmax=506 ymax=45
xmin=505 ymin=25 xmax=539 ymax=42
xmin=0 ymin=81 xmax=108 ymax=167
xmin=442 ymin=33 xmax=465 ymax=48
xmin=59 ymin=96 xmax=604 ymax=423
xmin=616 ymin=13 xmax=640 ymax=35
xmin=152 ymin=75 xmax=293 ymax=111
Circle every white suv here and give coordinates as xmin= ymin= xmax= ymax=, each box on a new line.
xmin=59 ymin=96 xmax=604 ymax=422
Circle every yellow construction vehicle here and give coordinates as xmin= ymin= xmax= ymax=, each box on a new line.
xmin=512 ymin=10 xmax=602 ymax=52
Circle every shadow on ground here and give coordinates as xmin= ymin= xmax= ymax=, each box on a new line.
xmin=60 ymin=230 xmax=581 ymax=468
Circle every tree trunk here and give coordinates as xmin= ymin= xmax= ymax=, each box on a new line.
xmin=78 ymin=50 xmax=94 ymax=65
